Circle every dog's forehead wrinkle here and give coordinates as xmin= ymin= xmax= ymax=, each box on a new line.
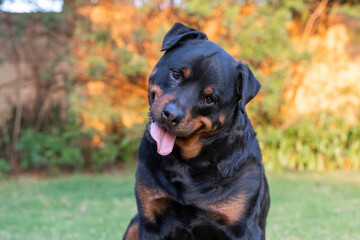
xmin=167 ymin=42 xmax=220 ymax=64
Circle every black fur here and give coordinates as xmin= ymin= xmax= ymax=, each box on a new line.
xmin=124 ymin=23 xmax=270 ymax=240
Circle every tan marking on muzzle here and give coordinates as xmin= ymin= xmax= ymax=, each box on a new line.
xmin=150 ymin=94 xmax=175 ymax=121
xmin=174 ymin=109 xmax=202 ymax=136
xmin=150 ymin=67 xmax=158 ymax=78
xmin=175 ymin=115 xmax=214 ymax=159
xmin=195 ymin=116 xmax=213 ymax=131
xmin=149 ymin=84 xmax=163 ymax=101
xmin=176 ymin=135 xmax=202 ymax=159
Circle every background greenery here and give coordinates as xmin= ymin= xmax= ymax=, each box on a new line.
xmin=0 ymin=0 xmax=359 ymax=176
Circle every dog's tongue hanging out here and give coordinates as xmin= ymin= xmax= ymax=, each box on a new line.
xmin=150 ymin=122 xmax=176 ymax=156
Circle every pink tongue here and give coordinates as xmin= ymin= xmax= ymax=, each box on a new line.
xmin=150 ymin=122 xmax=176 ymax=156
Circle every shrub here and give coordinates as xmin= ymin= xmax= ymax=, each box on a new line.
xmin=91 ymin=135 xmax=119 ymax=172
xmin=0 ymin=158 xmax=11 ymax=178
xmin=118 ymin=124 xmax=145 ymax=166
xmin=257 ymin=113 xmax=360 ymax=171
xmin=17 ymin=128 xmax=84 ymax=172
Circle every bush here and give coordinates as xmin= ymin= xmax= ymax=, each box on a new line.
xmin=257 ymin=113 xmax=360 ymax=171
xmin=17 ymin=128 xmax=84 ymax=172
xmin=118 ymin=124 xmax=145 ymax=166
xmin=91 ymin=135 xmax=119 ymax=172
xmin=15 ymin=117 xmax=144 ymax=173
xmin=0 ymin=158 xmax=11 ymax=178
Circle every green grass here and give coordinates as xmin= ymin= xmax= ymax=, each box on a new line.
xmin=0 ymin=175 xmax=137 ymax=240
xmin=0 ymin=172 xmax=359 ymax=240
xmin=268 ymin=172 xmax=360 ymax=239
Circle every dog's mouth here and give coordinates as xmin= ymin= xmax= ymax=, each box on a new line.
xmin=149 ymin=120 xmax=206 ymax=156
xmin=150 ymin=122 xmax=176 ymax=156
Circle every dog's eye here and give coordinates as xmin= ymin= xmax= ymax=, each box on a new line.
xmin=203 ymin=96 xmax=214 ymax=104
xmin=171 ymin=70 xmax=181 ymax=80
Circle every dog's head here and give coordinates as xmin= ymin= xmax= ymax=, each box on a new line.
xmin=148 ymin=23 xmax=261 ymax=158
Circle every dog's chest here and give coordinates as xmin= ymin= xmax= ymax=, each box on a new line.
xmin=160 ymin=159 xmax=247 ymax=224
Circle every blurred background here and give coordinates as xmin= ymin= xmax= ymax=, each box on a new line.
xmin=0 ymin=0 xmax=359 ymax=175
xmin=0 ymin=0 xmax=359 ymax=239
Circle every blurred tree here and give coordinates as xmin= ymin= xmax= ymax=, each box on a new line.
xmin=0 ymin=0 xmax=75 ymax=172
xmin=0 ymin=0 xmax=359 ymax=174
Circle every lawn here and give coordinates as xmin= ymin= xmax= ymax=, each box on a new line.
xmin=0 ymin=172 xmax=359 ymax=240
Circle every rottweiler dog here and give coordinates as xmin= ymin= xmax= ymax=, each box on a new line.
xmin=123 ymin=23 xmax=270 ymax=240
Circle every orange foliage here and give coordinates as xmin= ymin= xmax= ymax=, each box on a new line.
xmin=87 ymin=81 xmax=105 ymax=95
xmin=73 ymin=0 xmax=360 ymax=139
xmin=284 ymin=21 xmax=360 ymax=125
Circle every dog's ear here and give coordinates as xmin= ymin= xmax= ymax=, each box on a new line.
xmin=237 ymin=61 xmax=261 ymax=114
xmin=161 ymin=22 xmax=208 ymax=52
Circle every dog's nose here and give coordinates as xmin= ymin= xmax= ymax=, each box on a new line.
xmin=161 ymin=103 xmax=184 ymax=126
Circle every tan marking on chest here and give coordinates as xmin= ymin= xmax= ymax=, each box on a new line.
xmin=136 ymin=183 xmax=173 ymax=223
xmin=197 ymin=194 xmax=247 ymax=225
xmin=124 ymin=222 xmax=138 ymax=240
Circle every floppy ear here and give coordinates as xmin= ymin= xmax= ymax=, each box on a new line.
xmin=237 ymin=61 xmax=261 ymax=114
xmin=161 ymin=22 xmax=208 ymax=52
